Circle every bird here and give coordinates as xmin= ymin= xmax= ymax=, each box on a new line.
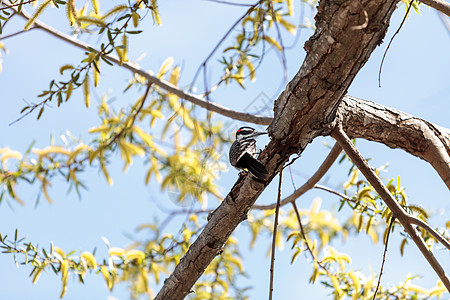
xmin=229 ymin=126 xmax=268 ymax=180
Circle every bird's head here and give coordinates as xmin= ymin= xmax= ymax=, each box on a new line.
xmin=235 ymin=126 xmax=267 ymax=140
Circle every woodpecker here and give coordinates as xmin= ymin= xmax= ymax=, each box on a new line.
xmin=229 ymin=126 xmax=268 ymax=180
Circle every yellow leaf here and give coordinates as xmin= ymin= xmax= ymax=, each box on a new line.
xmin=54 ymin=247 xmax=66 ymax=258
xmin=66 ymin=82 xmax=73 ymax=101
xmin=67 ymin=0 xmax=77 ymax=26
xmin=60 ymin=259 xmax=69 ymax=298
xmin=91 ymin=0 xmax=100 ymax=15
xmin=33 ymin=146 xmax=71 ymax=157
xmin=343 ymin=169 xmax=359 ymax=190
xmin=122 ymin=35 xmax=128 ymax=63
xmin=133 ymin=126 xmax=153 ymax=146
xmin=81 ymin=252 xmax=97 ymax=269
xmin=32 ymin=266 xmax=43 ymax=284
xmin=169 ymin=66 xmax=180 ymax=85
xmin=126 ymin=249 xmax=145 ymax=263
xmin=100 ymin=266 xmax=113 ymax=290
xmin=263 ymin=35 xmax=282 ymax=51
xmin=41 ymin=178 xmax=53 ymax=204
xmin=132 ymin=11 xmax=140 ymax=27
xmin=77 ymin=15 xmax=106 ymax=27
xmin=59 ymin=64 xmax=74 ymax=75
xmin=93 ymin=60 xmax=100 ymax=87
xmin=102 ymin=5 xmax=128 ymax=20
xmin=150 ymin=0 xmax=161 ymax=25
xmin=100 ymin=159 xmax=113 ymax=186
xmin=83 ymin=75 xmax=90 ymax=108
xmin=276 ymin=15 xmax=297 ymax=34
xmin=109 ymin=247 xmax=125 ymax=257
xmin=158 ymin=57 xmax=174 ymax=78
xmin=24 ymin=0 xmax=52 ymax=30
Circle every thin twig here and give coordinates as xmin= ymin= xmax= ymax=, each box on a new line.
xmin=269 ymin=169 xmax=283 ymax=300
xmin=7 ymin=1 xmax=272 ymax=125
xmin=254 ymin=143 xmax=342 ymax=210
xmin=268 ymin=1 xmax=288 ymax=83
xmin=372 ymin=217 xmax=395 ymax=299
xmin=190 ymin=0 xmax=264 ymax=90
xmin=0 ymin=29 xmax=30 ymax=40
xmin=378 ymin=0 xmax=414 ymax=87
xmin=291 ymin=201 xmax=331 ymax=276
xmin=0 ymin=0 xmax=36 ymax=12
xmin=331 ymin=124 xmax=450 ymax=292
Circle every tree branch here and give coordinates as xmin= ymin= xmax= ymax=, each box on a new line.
xmin=155 ymin=0 xmax=402 ymax=298
xmin=253 ymin=143 xmax=342 ymax=210
xmin=268 ymin=170 xmax=283 ymax=300
xmin=7 ymin=3 xmax=450 ymax=190
xmin=339 ymin=96 xmax=450 ymax=189
xmin=421 ymin=0 xmax=450 ymax=17
xmin=331 ymin=124 xmax=450 ymax=292
xmin=6 ymin=2 xmax=272 ymax=125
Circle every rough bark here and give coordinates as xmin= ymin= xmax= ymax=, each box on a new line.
xmin=340 ymin=96 xmax=450 ymax=188
xmin=155 ymin=0 xmax=400 ymax=299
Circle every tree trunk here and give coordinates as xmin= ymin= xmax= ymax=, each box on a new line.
xmin=155 ymin=0 xmax=400 ymax=298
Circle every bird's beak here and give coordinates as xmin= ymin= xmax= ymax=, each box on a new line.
xmin=250 ymin=131 xmax=267 ymax=138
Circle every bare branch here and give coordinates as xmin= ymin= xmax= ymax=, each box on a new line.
xmin=372 ymin=217 xmax=395 ymax=299
xmin=421 ymin=0 xmax=450 ymax=17
xmin=291 ymin=201 xmax=332 ymax=276
xmin=8 ymin=2 xmax=272 ymax=125
xmin=8 ymin=4 xmax=450 ymax=191
xmin=407 ymin=215 xmax=450 ymax=252
xmin=253 ymin=143 xmax=342 ymax=210
xmin=0 ymin=0 xmax=36 ymax=12
xmin=331 ymin=124 xmax=450 ymax=292
xmin=339 ymin=96 xmax=450 ymax=189
xmin=268 ymin=170 xmax=283 ymax=300
xmin=378 ymin=0 xmax=414 ymax=87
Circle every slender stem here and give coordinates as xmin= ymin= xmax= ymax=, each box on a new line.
xmin=291 ymin=201 xmax=331 ymax=276
xmin=6 ymin=1 xmax=272 ymax=125
xmin=331 ymin=124 xmax=450 ymax=292
xmin=254 ymin=143 xmax=342 ymax=210
xmin=372 ymin=217 xmax=395 ymax=299
xmin=269 ymin=169 xmax=283 ymax=300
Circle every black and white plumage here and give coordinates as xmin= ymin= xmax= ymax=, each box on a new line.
xmin=229 ymin=126 xmax=268 ymax=180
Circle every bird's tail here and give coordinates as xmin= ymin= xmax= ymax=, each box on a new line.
xmin=246 ymin=157 xmax=268 ymax=180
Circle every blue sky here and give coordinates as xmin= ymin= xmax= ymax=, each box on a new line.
xmin=0 ymin=1 xmax=449 ymax=299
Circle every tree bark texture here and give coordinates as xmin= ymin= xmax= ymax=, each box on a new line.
xmin=155 ymin=0 xmax=400 ymax=299
xmin=339 ymin=96 xmax=450 ymax=188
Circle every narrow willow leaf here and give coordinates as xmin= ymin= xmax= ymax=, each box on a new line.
xmin=60 ymin=259 xmax=69 ymax=298
xmin=24 ymin=0 xmax=52 ymax=31
xmin=400 ymin=238 xmax=408 ymax=256
xmin=93 ymin=61 xmax=100 ymax=87
xmin=81 ymin=252 xmax=97 ymax=269
xmin=59 ymin=64 xmax=74 ymax=75
xmin=65 ymin=82 xmax=73 ymax=101
xmin=151 ymin=0 xmax=161 ymax=25
xmin=67 ymin=0 xmax=77 ymax=26
xmin=102 ymin=5 xmax=128 ymax=20
xmin=77 ymin=16 xmax=106 ymax=27
xmin=132 ymin=11 xmax=140 ymax=27
xmin=122 ymin=35 xmax=128 ymax=62
xmin=32 ymin=266 xmax=43 ymax=284
xmin=83 ymin=75 xmax=90 ymax=108
xmin=100 ymin=266 xmax=113 ymax=290
xmin=91 ymin=0 xmax=100 ymax=15
xmin=37 ymin=106 xmax=45 ymax=120
xmin=263 ymin=35 xmax=282 ymax=51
